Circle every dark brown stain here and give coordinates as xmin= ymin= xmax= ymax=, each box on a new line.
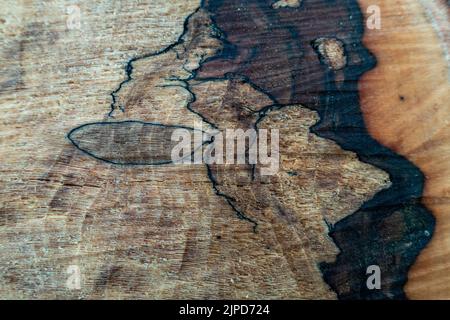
xmin=196 ymin=0 xmax=434 ymax=300
xmin=65 ymin=0 xmax=435 ymax=299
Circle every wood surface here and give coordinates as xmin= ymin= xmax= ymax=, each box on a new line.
xmin=358 ymin=0 xmax=449 ymax=299
xmin=0 ymin=0 xmax=448 ymax=299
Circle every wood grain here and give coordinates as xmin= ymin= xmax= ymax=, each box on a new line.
xmin=358 ymin=0 xmax=449 ymax=299
xmin=0 ymin=0 xmax=447 ymax=299
xmin=63 ymin=4 xmax=391 ymax=298
xmin=197 ymin=0 xmax=434 ymax=299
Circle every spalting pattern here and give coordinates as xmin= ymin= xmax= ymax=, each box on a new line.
xmin=205 ymin=105 xmax=390 ymax=298
xmin=68 ymin=121 xmax=208 ymax=165
xmin=67 ymin=1 xmax=421 ymax=299
xmin=67 ymin=4 xmax=392 ymax=297
xmin=0 ymin=0 xmax=437 ymax=299
xmin=358 ymin=0 xmax=448 ymax=299
xmin=108 ymin=8 xmax=221 ymax=130
xmin=197 ymin=0 xmax=435 ymax=299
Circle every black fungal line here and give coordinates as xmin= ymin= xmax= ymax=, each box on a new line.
xmin=67 ymin=0 xmax=436 ymax=300
xmin=206 ymin=164 xmax=258 ymax=233
xmin=199 ymin=0 xmax=435 ymax=300
xmin=70 ymin=6 xmax=258 ymax=231
xmin=108 ymin=7 xmax=203 ymax=118
xmin=169 ymin=67 xmax=259 ymax=230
